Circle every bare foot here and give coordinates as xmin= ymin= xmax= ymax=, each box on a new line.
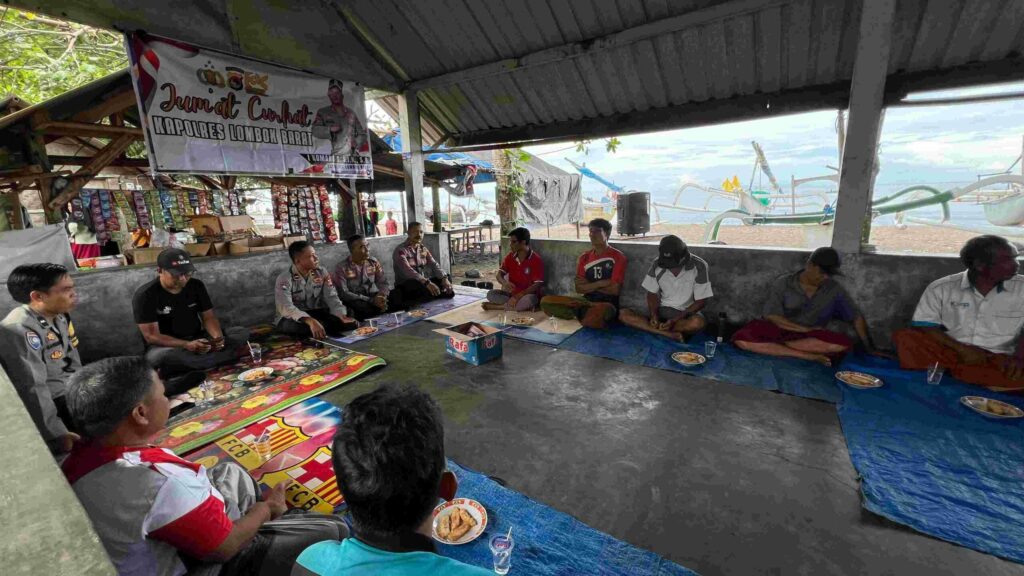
xmin=810 ymin=354 xmax=832 ymax=366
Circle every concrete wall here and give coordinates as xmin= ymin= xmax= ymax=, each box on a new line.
xmin=530 ymin=239 xmax=967 ymax=348
xmin=0 ymin=233 xmax=448 ymax=362
xmin=0 ymin=366 xmax=115 ymax=575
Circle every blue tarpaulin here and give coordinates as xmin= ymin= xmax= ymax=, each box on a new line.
xmin=559 ymin=325 xmax=842 ymax=402
xmin=836 ymin=354 xmax=1024 ymax=563
xmin=441 ymin=460 xmax=698 ymax=575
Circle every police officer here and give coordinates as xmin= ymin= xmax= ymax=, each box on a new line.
xmin=275 ymin=240 xmax=358 ymax=339
xmin=0 ymin=263 xmax=81 ymax=455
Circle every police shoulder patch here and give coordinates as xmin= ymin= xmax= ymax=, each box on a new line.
xmin=25 ymin=331 xmax=42 ymax=350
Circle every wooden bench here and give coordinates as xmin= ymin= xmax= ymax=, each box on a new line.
xmin=472 ymin=239 xmax=501 ymax=254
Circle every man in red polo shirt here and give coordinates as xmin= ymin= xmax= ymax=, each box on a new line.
xmin=482 ymin=227 xmax=544 ymax=311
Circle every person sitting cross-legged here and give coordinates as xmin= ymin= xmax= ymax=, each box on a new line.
xmin=333 ymin=234 xmax=405 ymax=321
xmin=732 ymin=247 xmax=882 ymax=366
xmin=619 ymin=235 xmax=711 ymax=342
xmin=392 ymin=221 xmax=455 ymax=305
xmin=894 ymin=235 xmax=1024 ymax=392
xmin=540 ymin=218 xmax=627 ymax=329
xmin=133 ymin=248 xmax=249 ymax=396
xmin=482 ymin=226 xmax=544 ymax=312
xmin=293 ymin=384 xmax=491 ymax=576
xmin=62 ymin=356 xmax=348 ymax=576
xmin=275 ymin=241 xmax=359 ymax=340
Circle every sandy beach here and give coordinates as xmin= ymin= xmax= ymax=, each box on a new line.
xmin=529 ymin=222 xmax=986 ymax=255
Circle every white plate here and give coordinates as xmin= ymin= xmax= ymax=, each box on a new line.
xmin=408 ymin=309 xmax=428 ymax=318
xmin=671 ymin=351 xmax=706 ymax=367
xmin=238 ymin=367 xmax=274 ymax=383
xmin=431 ymin=498 xmax=488 ymax=545
xmin=353 ymin=326 xmax=379 ymax=336
xmin=960 ymin=396 xmax=1024 ymax=419
xmin=836 ymin=371 xmax=883 ymax=389
xmin=509 ymin=316 xmax=535 ymax=326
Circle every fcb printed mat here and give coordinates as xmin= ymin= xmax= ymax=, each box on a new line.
xmin=155 ymin=331 xmax=385 ymax=454
xmin=185 ymin=399 xmax=698 ymax=575
xmin=185 ymin=397 xmax=346 ymax=514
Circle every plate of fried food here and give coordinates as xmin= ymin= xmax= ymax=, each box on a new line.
xmin=960 ymin=396 xmax=1024 ymax=419
xmin=431 ymin=498 xmax=487 ymax=545
xmin=238 ymin=367 xmax=274 ymax=383
xmin=509 ymin=316 xmax=535 ymax=326
xmin=353 ymin=326 xmax=378 ymax=336
xmin=671 ymin=351 xmax=706 ymax=367
xmin=407 ymin=309 xmax=429 ymax=318
xmin=835 ymin=371 xmax=883 ymax=389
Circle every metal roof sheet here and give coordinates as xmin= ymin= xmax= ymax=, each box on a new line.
xmin=8 ymin=0 xmax=1024 ymax=148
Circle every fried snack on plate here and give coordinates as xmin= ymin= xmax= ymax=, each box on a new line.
xmin=447 ymin=507 xmax=476 ymax=541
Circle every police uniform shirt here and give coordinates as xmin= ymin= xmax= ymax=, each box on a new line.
xmin=274 ymin=265 xmax=348 ymax=324
xmin=0 ymin=304 xmax=82 ymax=449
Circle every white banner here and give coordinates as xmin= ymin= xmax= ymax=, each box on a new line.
xmin=126 ymin=33 xmax=373 ymax=179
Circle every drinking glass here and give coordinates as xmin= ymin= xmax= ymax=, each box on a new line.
xmin=927 ymin=362 xmax=944 ymax=385
xmin=196 ymin=380 xmax=215 ymax=406
xmin=249 ymin=344 xmax=263 ymax=366
xmin=704 ymin=340 xmax=718 ymax=358
xmin=549 ymin=315 xmax=558 ymax=332
xmin=253 ymin=433 xmax=272 ymax=462
xmin=489 ymin=534 xmax=514 ymax=575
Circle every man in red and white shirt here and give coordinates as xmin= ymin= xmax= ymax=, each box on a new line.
xmin=541 ymin=218 xmax=627 ymax=328
xmin=62 ymin=356 xmax=346 ymax=576
xmin=482 ymin=227 xmax=544 ymax=312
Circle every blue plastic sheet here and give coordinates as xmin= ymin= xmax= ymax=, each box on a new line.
xmin=441 ymin=460 xmax=698 ymax=575
xmin=837 ymin=354 xmax=1024 ymax=563
xmin=559 ymin=325 xmax=841 ymax=402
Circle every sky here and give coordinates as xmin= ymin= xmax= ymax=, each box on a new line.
xmin=371 ymin=82 xmax=1024 ymax=227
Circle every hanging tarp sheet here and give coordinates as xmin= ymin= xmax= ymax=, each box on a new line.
xmin=126 ymin=32 xmax=372 ymax=179
xmin=0 ymin=224 xmax=77 ymax=278
xmin=837 ymin=354 xmax=1024 ymax=563
xmin=515 ymin=155 xmax=583 ymax=226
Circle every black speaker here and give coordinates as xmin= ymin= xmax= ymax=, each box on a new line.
xmin=617 ymin=192 xmax=650 ymax=235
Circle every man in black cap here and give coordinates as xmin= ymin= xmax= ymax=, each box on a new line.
xmin=732 ymin=247 xmax=881 ymax=366
xmin=619 ymin=235 xmax=712 ymax=341
xmin=132 ymin=248 xmax=248 ymax=395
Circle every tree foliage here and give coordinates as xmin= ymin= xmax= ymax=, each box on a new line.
xmin=0 ymin=7 xmax=127 ymax=104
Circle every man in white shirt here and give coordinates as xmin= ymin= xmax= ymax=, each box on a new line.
xmin=894 ymin=235 xmax=1024 ymax=391
xmin=619 ymin=235 xmax=712 ymax=341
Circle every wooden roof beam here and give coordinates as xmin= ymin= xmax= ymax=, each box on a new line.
xmin=47 ymin=133 xmax=135 ymax=209
xmin=35 ymin=121 xmax=144 ymax=139
xmin=71 ymin=89 xmax=138 ymax=124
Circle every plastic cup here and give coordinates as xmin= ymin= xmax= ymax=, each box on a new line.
xmin=704 ymin=340 xmax=717 ymax=358
xmin=489 ymin=534 xmax=514 ymax=574
xmin=249 ymin=345 xmax=263 ymax=366
xmin=196 ymin=380 xmax=215 ymax=406
xmin=549 ymin=315 xmax=558 ymax=332
xmin=253 ymin=434 xmax=272 ymax=462
xmin=927 ymin=362 xmax=944 ymax=385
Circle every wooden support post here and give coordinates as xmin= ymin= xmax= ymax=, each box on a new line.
xmin=398 ymin=89 xmax=426 ymax=225
xmin=831 ymin=0 xmax=896 ymax=254
xmin=47 ymin=134 xmax=136 ymax=210
xmin=431 ymin=183 xmax=442 ymax=232
xmin=493 ymin=148 xmax=517 ymax=236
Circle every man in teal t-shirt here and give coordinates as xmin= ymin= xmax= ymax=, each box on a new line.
xmin=292 ymin=385 xmax=491 ymax=576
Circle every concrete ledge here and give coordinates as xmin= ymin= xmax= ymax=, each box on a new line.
xmin=531 ymin=238 xmax=966 ymax=348
xmin=0 ymin=233 xmax=448 ymax=362
xmin=0 ymin=366 xmax=115 ymax=575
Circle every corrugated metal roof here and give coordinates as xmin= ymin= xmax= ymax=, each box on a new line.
xmin=8 ymin=0 xmax=1024 ymax=148
xmin=343 ymin=0 xmax=1024 ymax=147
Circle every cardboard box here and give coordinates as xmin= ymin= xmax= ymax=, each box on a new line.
xmin=228 ymin=236 xmax=285 ymax=255
xmin=433 ymin=322 xmax=503 ymax=366
xmin=190 ymin=215 xmax=255 ymax=235
xmin=211 ymin=241 xmax=230 ymax=256
xmin=282 ymin=235 xmax=306 ymax=249
xmin=184 ymin=242 xmax=213 ymax=258
xmin=127 ymin=247 xmax=165 ymax=265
